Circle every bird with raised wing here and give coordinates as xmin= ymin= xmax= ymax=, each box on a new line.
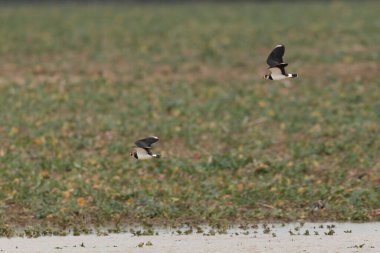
xmin=264 ymin=44 xmax=298 ymax=80
xmin=312 ymin=200 xmax=325 ymax=213
xmin=130 ymin=136 xmax=161 ymax=160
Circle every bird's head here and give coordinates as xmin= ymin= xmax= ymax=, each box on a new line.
xmin=263 ymin=74 xmax=271 ymax=80
xmin=130 ymin=151 xmax=137 ymax=159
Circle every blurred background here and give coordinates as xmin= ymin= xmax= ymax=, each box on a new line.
xmin=0 ymin=0 xmax=379 ymax=234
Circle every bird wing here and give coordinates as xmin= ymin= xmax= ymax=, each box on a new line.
xmin=266 ymin=44 xmax=288 ymax=68
xmin=134 ymin=136 xmax=159 ymax=149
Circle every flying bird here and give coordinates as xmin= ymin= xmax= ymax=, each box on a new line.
xmin=264 ymin=44 xmax=298 ymax=80
xmin=130 ymin=136 xmax=161 ymax=160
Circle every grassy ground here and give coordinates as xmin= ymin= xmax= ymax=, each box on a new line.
xmin=0 ymin=2 xmax=379 ymax=236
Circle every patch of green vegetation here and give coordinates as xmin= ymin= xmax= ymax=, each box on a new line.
xmin=324 ymin=229 xmax=335 ymax=236
xmin=0 ymin=1 xmax=379 ymax=235
xmin=0 ymin=222 xmax=15 ymax=237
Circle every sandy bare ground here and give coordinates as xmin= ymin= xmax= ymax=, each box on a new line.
xmin=0 ymin=223 xmax=379 ymax=253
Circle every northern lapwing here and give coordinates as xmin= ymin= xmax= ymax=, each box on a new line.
xmin=130 ymin=136 xmax=161 ymax=160
xmin=264 ymin=44 xmax=298 ymax=80
xmin=312 ymin=200 xmax=325 ymax=212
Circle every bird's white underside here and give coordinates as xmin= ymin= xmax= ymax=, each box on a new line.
xmin=271 ymin=74 xmax=288 ymax=80
xmin=136 ymin=148 xmax=153 ymax=160
xmin=137 ymin=154 xmax=152 ymax=160
xmin=269 ymin=67 xmax=288 ymax=80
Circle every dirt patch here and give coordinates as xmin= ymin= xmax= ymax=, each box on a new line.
xmin=299 ymin=61 xmax=379 ymax=82
xmin=1 ymin=50 xmax=378 ymax=88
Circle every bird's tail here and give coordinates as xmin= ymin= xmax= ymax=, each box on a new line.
xmin=288 ymin=73 xmax=298 ymax=78
xmin=152 ymin=153 xmax=161 ymax=158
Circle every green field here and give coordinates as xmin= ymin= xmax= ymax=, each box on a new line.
xmin=0 ymin=2 xmax=379 ymax=236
